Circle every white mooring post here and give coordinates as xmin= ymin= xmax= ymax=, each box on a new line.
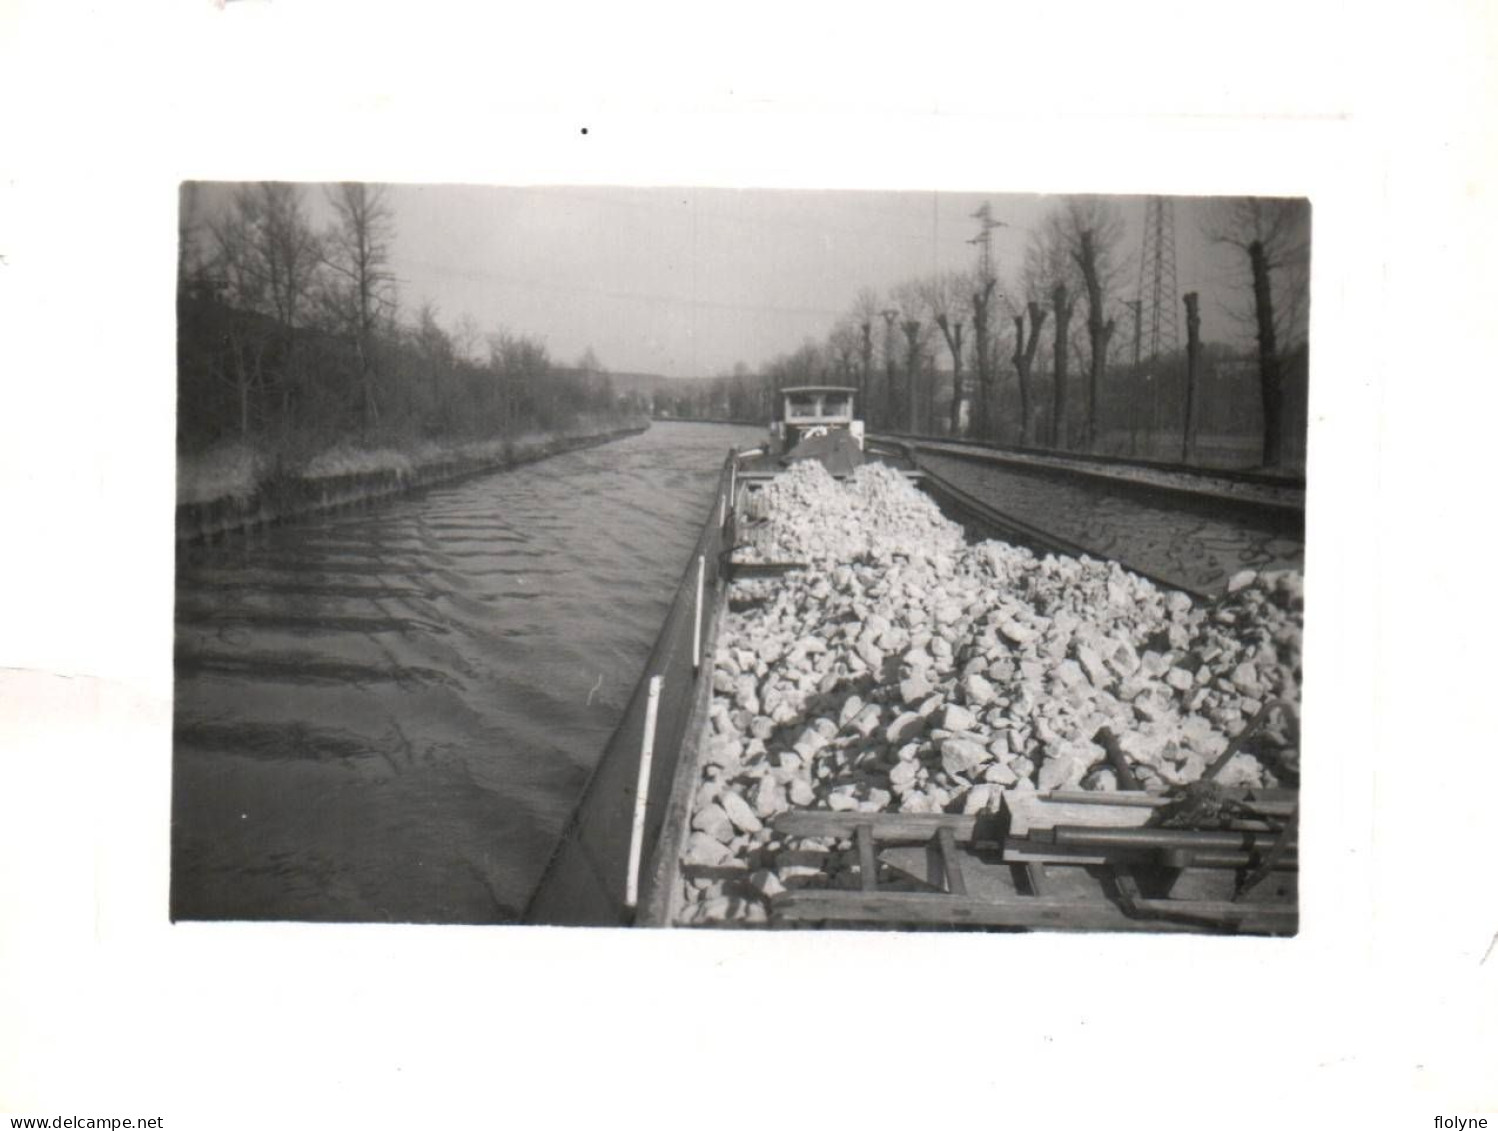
xmin=692 ymin=554 xmax=705 ymax=671
xmin=719 ymin=490 xmax=726 ymax=528
xmin=624 ymin=675 xmax=664 ymax=912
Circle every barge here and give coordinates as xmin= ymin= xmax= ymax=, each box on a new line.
xmin=524 ymin=388 xmax=1300 ymax=933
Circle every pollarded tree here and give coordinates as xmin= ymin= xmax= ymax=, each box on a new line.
xmin=1201 ymin=197 xmax=1310 ymax=468
xmin=323 ymin=183 xmax=398 ymax=432
xmin=1060 ymin=198 xmax=1127 ymax=452
xmin=1009 ymin=297 xmax=1049 ymax=447
xmin=1023 ymin=216 xmax=1074 ymax=448
xmin=968 ymin=272 xmax=999 ymax=440
xmin=922 ymin=271 xmax=972 ymax=436
xmin=890 ymin=281 xmax=933 ymax=433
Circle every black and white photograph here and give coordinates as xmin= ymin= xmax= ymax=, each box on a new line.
xmin=172 ymin=185 xmax=1308 ymax=933
xmin=5 ymin=1 xmax=1496 ymax=1125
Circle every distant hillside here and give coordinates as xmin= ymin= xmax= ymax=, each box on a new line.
xmin=601 ymin=371 xmax=724 ymax=398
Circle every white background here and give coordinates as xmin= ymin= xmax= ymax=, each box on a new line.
xmin=1 ymin=1 xmax=1494 ymax=1127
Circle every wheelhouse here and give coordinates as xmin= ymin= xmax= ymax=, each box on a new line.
xmin=769 ymin=385 xmax=863 ymax=454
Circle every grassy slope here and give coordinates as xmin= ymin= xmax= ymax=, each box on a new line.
xmin=176 ymin=414 xmax=648 ymax=507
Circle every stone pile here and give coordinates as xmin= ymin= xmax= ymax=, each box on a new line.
xmin=679 ymin=460 xmax=1302 ymax=926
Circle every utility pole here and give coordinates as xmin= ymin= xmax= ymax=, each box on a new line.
xmin=967 ymin=203 xmax=1006 ymax=441
xmin=1125 ymin=298 xmax=1143 ymax=455
xmin=1182 ymin=291 xmax=1202 ymax=465
xmin=968 ymin=202 xmax=1006 ymax=285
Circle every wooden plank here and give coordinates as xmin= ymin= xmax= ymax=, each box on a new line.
xmin=937 ymin=827 xmax=967 ymax=896
xmin=772 ymin=811 xmax=992 ymax=843
xmin=856 ymin=824 xmax=877 ymax=893
xmin=1131 ymin=897 xmax=1297 ymax=919
xmin=999 ymin=791 xmax=1155 ymax=837
xmin=769 ymin=887 xmax=1296 ymax=934
xmin=1040 ymin=790 xmax=1298 ymax=817
xmin=770 ymin=890 xmax=1214 ymax=933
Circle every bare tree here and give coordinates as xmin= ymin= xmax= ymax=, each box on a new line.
xmin=891 ymin=282 xmax=933 ymax=432
xmin=207 ymin=183 xmax=320 ymax=435
xmin=879 ymin=307 xmax=900 ymax=430
xmin=413 ymin=302 xmax=454 ymax=427
xmin=852 ymin=289 xmax=881 ymax=421
xmin=969 ymin=274 xmax=999 ymax=440
xmin=1202 ymin=197 xmax=1310 ymax=467
xmin=827 ymin=319 xmax=862 ymax=392
xmin=923 ymin=272 xmax=971 ymax=435
xmin=324 ymin=183 xmax=397 ymax=432
xmin=1010 ymin=299 xmax=1048 ymax=446
xmin=1023 ymin=218 xmax=1074 ymax=447
xmin=1061 ymin=198 xmax=1126 ymax=451
xmin=451 ymin=313 xmax=483 ymax=366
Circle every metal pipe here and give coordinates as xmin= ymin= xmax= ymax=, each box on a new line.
xmin=1160 ymin=848 xmax=1299 ymax=870
xmin=624 ymin=675 xmax=664 ymax=911
xmin=1051 ymin=826 xmax=1295 ymax=852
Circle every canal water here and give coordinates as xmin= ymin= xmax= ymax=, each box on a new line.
xmin=171 ymin=422 xmax=762 ymax=924
xmin=172 ymin=423 xmax=1304 ymax=925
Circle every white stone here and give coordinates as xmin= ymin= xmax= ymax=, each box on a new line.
xmin=886 ymin=711 xmax=924 ymax=744
xmin=899 ymin=674 xmax=934 ymax=704
xmin=850 ymin=704 xmax=883 ymax=737
xmin=962 ymin=673 xmax=998 ymax=707
xmin=998 ymin=620 xmax=1038 ymax=646
xmin=940 ymin=737 xmax=988 ymax=778
xmin=748 ymin=869 xmax=786 ymax=898
xmin=939 ymin=703 xmax=979 ymax=732
xmin=753 ymin=777 xmax=786 ymax=820
xmin=692 ymin=803 xmax=736 ymax=844
xmin=1227 ymin=569 xmax=1258 ymax=594
xmin=983 ymin=761 xmax=1019 ymax=786
xmin=685 ymin=832 xmax=733 ymax=867
xmin=962 ymin=784 xmax=995 ymax=815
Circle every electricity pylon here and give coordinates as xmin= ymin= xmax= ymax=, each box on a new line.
xmin=1137 ymin=197 xmax=1180 ymax=362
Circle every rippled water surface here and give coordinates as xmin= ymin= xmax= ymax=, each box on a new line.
xmin=172 ymin=423 xmax=762 ymax=923
xmin=173 ymin=426 xmax=1301 ymax=924
xmin=918 ymin=453 xmax=1305 ymax=594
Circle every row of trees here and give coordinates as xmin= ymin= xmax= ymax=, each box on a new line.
xmin=674 ymin=196 xmax=1309 ymax=469
xmin=177 ymin=183 xmax=630 ymax=457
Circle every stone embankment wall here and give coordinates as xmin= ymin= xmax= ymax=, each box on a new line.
xmin=175 ymin=424 xmax=648 ymax=544
xmin=679 ymin=460 xmax=1303 ymax=925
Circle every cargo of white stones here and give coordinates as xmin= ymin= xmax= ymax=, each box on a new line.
xmin=679 ymin=459 xmax=1301 ymax=933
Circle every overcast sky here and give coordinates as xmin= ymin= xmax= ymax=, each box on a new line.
xmin=194 ymin=184 xmax=1270 ymax=378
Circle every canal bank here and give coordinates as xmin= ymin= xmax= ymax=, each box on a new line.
xmin=175 ymin=420 xmax=650 ymax=544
